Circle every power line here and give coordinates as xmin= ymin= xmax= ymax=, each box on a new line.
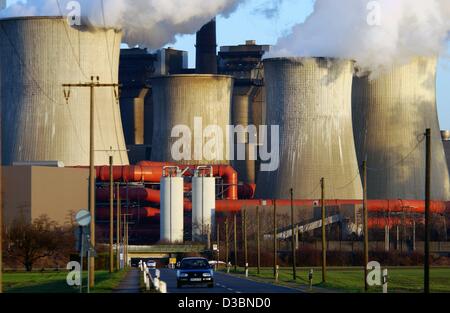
xmin=55 ymin=0 xmax=89 ymax=80
xmin=100 ymin=0 xmax=125 ymax=164
xmin=366 ymin=134 xmax=425 ymax=172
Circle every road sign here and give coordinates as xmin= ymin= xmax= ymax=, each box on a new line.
xmin=213 ymin=244 xmax=218 ymax=251
xmin=169 ymin=258 xmax=177 ymax=265
xmin=75 ymin=210 xmax=91 ymax=227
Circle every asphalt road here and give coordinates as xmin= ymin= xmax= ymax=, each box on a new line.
xmin=150 ymin=268 xmax=302 ymax=294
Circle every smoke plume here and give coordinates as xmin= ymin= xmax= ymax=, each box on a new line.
xmin=268 ymin=0 xmax=450 ymax=73
xmin=0 ymin=0 xmax=243 ymax=49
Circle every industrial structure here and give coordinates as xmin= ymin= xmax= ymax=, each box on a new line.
xmin=119 ymin=48 xmax=156 ymax=151
xmin=218 ymin=40 xmax=270 ymax=184
xmin=150 ymin=74 xmax=233 ymax=165
xmin=0 ymin=17 xmax=129 ymax=166
xmin=442 ymin=131 xmax=450 ymax=178
xmin=196 ymin=19 xmax=218 ymax=74
xmin=256 ymin=57 xmax=363 ymax=200
xmin=352 ymin=57 xmax=450 ymax=200
xmin=0 ymin=16 xmax=449 ymax=251
xmin=2 ymin=166 xmax=88 ymax=225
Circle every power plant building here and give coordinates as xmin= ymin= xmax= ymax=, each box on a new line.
xmin=218 ymin=40 xmax=270 ymax=183
xmin=119 ymin=47 xmax=189 ymax=164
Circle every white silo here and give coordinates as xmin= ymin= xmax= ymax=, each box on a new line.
xmin=352 ymin=57 xmax=450 ymax=200
xmin=192 ymin=166 xmax=216 ymax=242
xmin=160 ymin=167 xmax=184 ymax=243
xmin=256 ymin=57 xmax=363 ymax=200
xmin=0 ymin=17 xmax=129 ymax=166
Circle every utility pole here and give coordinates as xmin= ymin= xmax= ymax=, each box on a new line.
xmin=63 ymin=76 xmax=121 ymax=288
xmin=109 ymin=156 xmax=114 ymax=273
xmin=123 ymin=213 xmax=128 ymax=268
xmin=225 ymin=218 xmax=229 ymax=266
xmin=363 ymin=161 xmax=369 ymax=292
xmin=425 ymin=128 xmax=431 ymax=294
xmin=256 ymin=206 xmax=261 ymax=275
xmin=216 ymin=224 xmax=220 ymax=269
xmin=321 ymin=178 xmax=327 ymax=283
xmin=234 ymin=214 xmax=238 ymax=271
xmin=243 ymin=209 xmax=248 ymax=269
xmin=125 ymin=219 xmax=129 ymax=268
xmin=116 ymin=183 xmax=121 ymax=271
xmin=290 ymin=188 xmax=297 ymax=281
xmin=273 ymin=200 xmax=277 ymax=278
xmin=0 ymin=147 xmax=2 ymax=293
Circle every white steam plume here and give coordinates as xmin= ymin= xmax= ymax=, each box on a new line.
xmin=268 ymin=0 xmax=450 ymax=73
xmin=0 ymin=0 xmax=243 ymax=49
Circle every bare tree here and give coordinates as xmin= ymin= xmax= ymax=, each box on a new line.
xmin=4 ymin=215 xmax=70 ymax=271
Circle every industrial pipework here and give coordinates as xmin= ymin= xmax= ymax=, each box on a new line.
xmin=90 ymin=162 xmax=239 ymax=200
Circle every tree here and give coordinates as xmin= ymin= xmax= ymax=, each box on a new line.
xmin=4 ymin=215 xmax=70 ymax=271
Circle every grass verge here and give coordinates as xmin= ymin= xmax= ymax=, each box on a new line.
xmin=221 ymin=267 xmax=450 ymax=293
xmin=3 ymin=269 xmax=129 ymax=293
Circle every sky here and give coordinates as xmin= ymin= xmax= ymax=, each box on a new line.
xmin=3 ymin=0 xmax=450 ymax=129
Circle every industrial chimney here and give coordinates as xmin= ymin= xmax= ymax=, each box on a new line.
xmin=352 ymin=57 xmax=450 ymax=200
xmin=256 ymin=57 xmax=363 ymax=200
xmin=196 ymin=19 xmax=218 ymax=74
xmin=0 ymin=17 xmax=129 ymax=166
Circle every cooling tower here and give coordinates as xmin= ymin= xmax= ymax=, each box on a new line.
xmin=151 ymin=74 xmax=233 ymax=165
xmin=256 ymin=57 xmax=363 ymax=200
xmin=0 ymin=17 xmax=129 ymax=166
xmin=352 ymin=57 xmax=450 ymax=200
xmin=231 ymin=86 xmax=258 ymax=184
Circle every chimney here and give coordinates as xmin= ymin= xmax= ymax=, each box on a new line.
xmin=196 ymin=19 xmax=218 ymax=74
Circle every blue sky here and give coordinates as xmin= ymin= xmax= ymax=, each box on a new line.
xmin=5 ymin=0 xmax=450 ymax=129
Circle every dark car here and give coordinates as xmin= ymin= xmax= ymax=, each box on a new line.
xmin=176 ymin=257 xmax=214 ymax=288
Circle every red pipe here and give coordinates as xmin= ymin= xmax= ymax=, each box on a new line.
xmin=190 ymin=199 xmax=447 ymax=214
xmin=96 ymin=207 xmax=159 ymax=219
xmin=88 ymin=162 xmax=238 ymax=200
xmin=96 ymin=184 xmax=448 ymax=215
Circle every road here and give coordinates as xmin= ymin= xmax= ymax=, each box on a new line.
xmin=150 ymin=268 xmax=302 ymax=294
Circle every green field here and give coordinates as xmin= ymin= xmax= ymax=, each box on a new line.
xmin=224 ymin=267 xmax=450 ymax=293
xmin=2 ymin=270 xmax=129 ymax=293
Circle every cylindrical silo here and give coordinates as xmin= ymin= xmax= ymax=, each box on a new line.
xmin=160 ymin=170 xmax=184 ymax=243
xmin=192 ymin=167 xmax=216 ymax=242
xmin=231 ymin=86 xmax=258 ymax=184
xmin=352 ymin=57 xmax=450 ymax=200
xmin=256 ymin=57 xmax=363 ymax=200
xmin=151 ymin=74 xmax=233 ymax=165
xmin=0 ymin=17 xmax=129 ymax=166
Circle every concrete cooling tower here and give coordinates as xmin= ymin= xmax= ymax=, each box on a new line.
xmin=151 ymin=74 xmax=233 ymax=165
xmin=231 ymin=86 xmax=259 ymax=184
xmin=0 ymin=17 xmax=129 ymax=166
xmin=352 ymin=57 xmax=450 ymax=200
xmin=256 ymin=57 xmax=363 ymax=200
